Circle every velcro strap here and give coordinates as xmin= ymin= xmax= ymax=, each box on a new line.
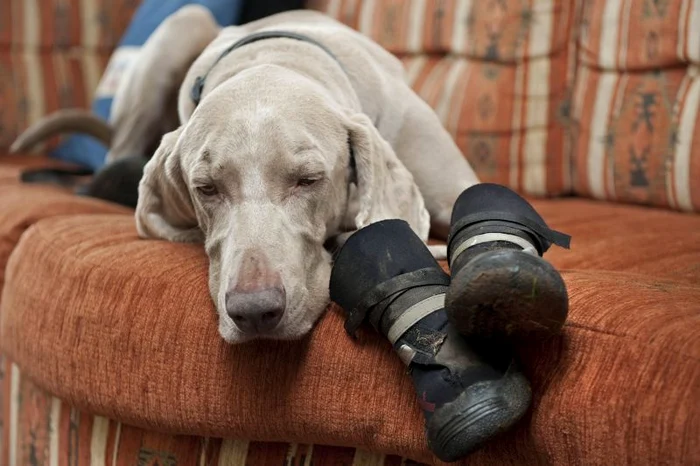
xmin=449 ymin=211 xmax=571 ymax=255
xmin=387 ymin=293 xmax=445 ymax=344
xmin=344 ymin=267 xmax=450 ymax=337
xmin=450 ymin=232 xmax=538 ymax=266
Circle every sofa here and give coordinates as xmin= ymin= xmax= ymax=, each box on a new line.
xmin=0 ymin=1 xmax=698 ymax=465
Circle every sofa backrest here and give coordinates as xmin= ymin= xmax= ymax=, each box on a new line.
xmin=570 ymin=0 xmax=700 ymax=212
xmin=308 ymin=0 xmax=577 ymax=198
xmin=0 ymin=0 xmax=139 ymax=152
xmin=308 ymin=0 xmax=700 ymax=212
xmin=2 ymin=0 xmax=698 ymax=212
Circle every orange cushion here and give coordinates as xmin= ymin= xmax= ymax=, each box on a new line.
xmin=532 ymin=198 xmax=700 ymax=285
xmin=578 ymin=0 xmax=700 ymax=70
xmin=1 ymin=210 xmax=698 ymax=465
xmin=0 ymin=182 xmax=131 ymax=291
xmin=571 ymin=65 xmax=700 ymax=212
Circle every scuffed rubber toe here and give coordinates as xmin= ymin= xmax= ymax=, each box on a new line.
xmin=446 ymin=249 xmax=568 ymax=342
xmin=427 ymin=362 xmax=532 ymax=462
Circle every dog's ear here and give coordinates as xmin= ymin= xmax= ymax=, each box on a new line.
xmin=135 ymin=126 xmax=203 ymax=243
xmin=345 ymin=113 xmax=431 ymax=240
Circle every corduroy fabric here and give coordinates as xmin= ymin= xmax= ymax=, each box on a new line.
xmin=0 ymin=183 xmax=131 ymax=293
xmin=532 ymin=198 xmax=700 ymax=286
xmin=0 ymin=155 xmax=76 ymax=185
xmin=1 ymin=213 xmax=698 ymax=465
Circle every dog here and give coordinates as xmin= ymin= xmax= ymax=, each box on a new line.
xmin=14 ymin=7 xmax=480 ymax=344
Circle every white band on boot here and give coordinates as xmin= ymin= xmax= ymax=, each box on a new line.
xmin=387 ymin=293 xmax=446 ymax=345
xmin=450 ymin=233 xmax=538 ymax=266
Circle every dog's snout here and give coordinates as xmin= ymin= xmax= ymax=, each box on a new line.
xmin=226 ymin=287 xmax=286 ymax=333
xmin=233 ymin=248 xmax=281 ymax=292
xmin=226 ymin=249 xmax=286 ymax=334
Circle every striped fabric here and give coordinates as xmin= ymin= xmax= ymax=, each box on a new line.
xmin=306 ymin=0 xmax=572 ymax=58
xmin=0 ymin=356 xmax=425 ymax=466
xmin=578 ymin=0 xmax=700 ymax=70
xmin=3 ymin=0 xmax=699 ymax=205
xmin=572 ymin=0 xmax=700 ymax=211
xmin=0 ymin=0 xmax=138 ymax=152
xmin=0 ymin=50 xmax=111 ymax=151
xmin=400 ymin=53 xmax=571 ymax=195
xmin=308 ymin=0 xmax=578 ymax=196
xmin=0 ymin=0 xmax=138 ymax=51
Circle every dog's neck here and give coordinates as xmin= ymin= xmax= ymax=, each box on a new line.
xmin=191 ymin=30 xmax=350 ymax=108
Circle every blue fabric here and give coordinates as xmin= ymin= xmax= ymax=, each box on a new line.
xmin=51 ymin=0 xmax=245 ymax=169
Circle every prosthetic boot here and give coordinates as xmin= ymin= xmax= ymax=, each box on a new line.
xmin=330 ymin=219 xmax=531 ymax=462
xmin=446 ymin=183 xmax=572 ymax=342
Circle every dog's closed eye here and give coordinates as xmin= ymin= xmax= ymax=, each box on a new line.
xmin=296 ymin=177 xmax=319 ymax=187
xmin=196 ymin=184 xmax=219 ymax=196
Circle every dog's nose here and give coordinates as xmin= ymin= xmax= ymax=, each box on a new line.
xmin=226 ymin=249 xmax=286 ymax=334
xmin=226 ymin=287 xmax=286 ymax=333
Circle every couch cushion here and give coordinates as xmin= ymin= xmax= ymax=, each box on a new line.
xmin=578 ymin=0 xmax=700 ymax=71
xmin=571 ymin=64 xmax=700 ymax=213
xmin=535 ymin=198 xmax=700 ymax=285
xmin=307 ymin=0 xmax=572 ymax=59
xmin=0 ymin=0 xmax=138 ymax=51
xmin=0 ymin=0 xmax=141 ymax=151
xmin=571 ymin=0 xmax=700 ymax=212
xmin=0 ymin=181 xmax=131 ymax=292
xmin=0 ymin=355 xmax=415 ymax=466
xmin=308 ymin=0 xmax=576 ymax=197
xmin=1 ymin=206 xmax=698 ymax=465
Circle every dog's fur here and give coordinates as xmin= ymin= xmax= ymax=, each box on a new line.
xmin=14 ymin=7 xmax=480 ymax=344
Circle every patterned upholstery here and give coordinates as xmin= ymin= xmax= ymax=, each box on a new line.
xmin=308 ymin=0 xmax=700 ymax=210
xmin=0 ymin=2 xmax=699 ymax=464
xmin=4 ymin=0 xmax=699 ymax=210
xmin=0 ymin=0 xmax=138 ymax=151
xmin=309 ymin=0 xmax=577 ymax=196
xmin=572 ymin=0 xmax=700 ymax=211
xmin=1 ymin=192 xmax=698 ymax=465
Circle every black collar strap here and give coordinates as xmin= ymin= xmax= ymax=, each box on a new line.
xmin=190 ymin=30 xmax=347 ymax=106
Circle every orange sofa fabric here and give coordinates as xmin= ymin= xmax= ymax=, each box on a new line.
xmin=1 ymin=192 xmax=698 ymax=464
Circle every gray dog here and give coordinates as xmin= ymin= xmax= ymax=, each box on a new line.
xmin=14 ymin=7 xmax=480 ymax=344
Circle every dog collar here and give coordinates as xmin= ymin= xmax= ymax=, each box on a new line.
xmin=190 ymin=30 xmax=347 ymax=106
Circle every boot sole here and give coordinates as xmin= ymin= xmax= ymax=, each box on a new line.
xmin=446 ymin=249 xmax=568 ymax=342
xmin=427 ymin=364 xmax=531 ymax=462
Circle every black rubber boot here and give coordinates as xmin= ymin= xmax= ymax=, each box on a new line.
xmin=446 ymin=183 xmax=572 ymax=342
xmin=330 ymin=220 xmax=531 ymax=462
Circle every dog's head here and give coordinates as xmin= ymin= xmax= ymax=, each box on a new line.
xmin=136 ymin=65 xmax=429 ymax=343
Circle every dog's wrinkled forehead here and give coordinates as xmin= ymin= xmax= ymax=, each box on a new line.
xmin=179 ymin=68 xmax=349 ymax=169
